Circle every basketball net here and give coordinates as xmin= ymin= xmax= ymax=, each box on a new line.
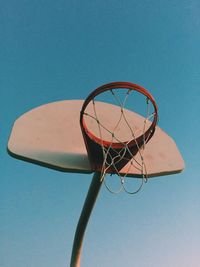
xmin=80 ymin=82 xmax=158 ymax=194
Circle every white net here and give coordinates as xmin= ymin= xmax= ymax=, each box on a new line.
xmin=82 ymin=88 xmax=156 ymax=194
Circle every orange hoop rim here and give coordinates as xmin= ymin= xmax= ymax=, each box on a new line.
xmin=80 ymin=81 xmax=158 ymax=149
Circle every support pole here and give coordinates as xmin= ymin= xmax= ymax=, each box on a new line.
xmin=70 ymin=172 xmax=103 ymax=267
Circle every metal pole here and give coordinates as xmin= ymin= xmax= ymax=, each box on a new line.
xmin=70 ymin=172 xmax=103 ymax=267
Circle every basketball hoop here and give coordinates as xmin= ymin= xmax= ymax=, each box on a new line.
xmin=80 ymin=82 xmax=158 ymax=193
xmin=7 ymin=80 xmax=184 ymax=267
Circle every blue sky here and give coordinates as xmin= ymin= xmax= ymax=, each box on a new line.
xmin=1 ymin=0 xmax=200 ymax=266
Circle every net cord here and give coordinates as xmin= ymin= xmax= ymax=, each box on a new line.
xmin=84 ymin=89 xmax=153 ymax=194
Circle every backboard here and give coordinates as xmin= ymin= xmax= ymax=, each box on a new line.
xmin=8 ymin=100 xmax=184 ymax=178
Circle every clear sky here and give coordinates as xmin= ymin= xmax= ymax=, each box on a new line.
xmin=1 ymin=0 xmax=200 ymax=266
